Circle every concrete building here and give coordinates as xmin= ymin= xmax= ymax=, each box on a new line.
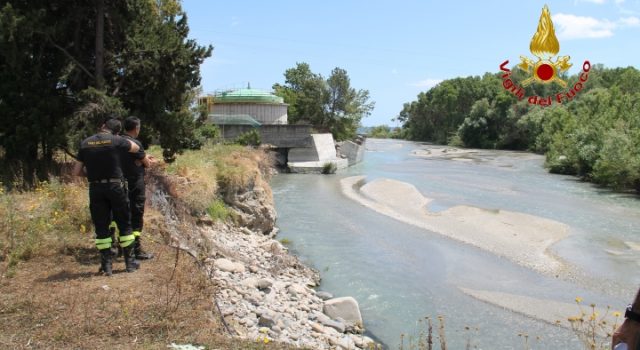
xmin=200 ymin=87 xmax=288 ymax=125
xmin=199 ymin=86 xmax=363 ymax=173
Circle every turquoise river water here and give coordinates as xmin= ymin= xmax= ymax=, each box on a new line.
xmin=270 ymin=138 xmax=640 ymax=349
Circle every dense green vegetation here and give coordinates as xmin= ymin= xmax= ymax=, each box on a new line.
xmin=398 ymin=65 xmax=640 ymax=192
xmin=365 ymin=125 xmax=403 ymax=139
xmin=0 ymin=0 xmax=212 ymax=187
xmin=273 ymin=63 xmax=375 ymax=141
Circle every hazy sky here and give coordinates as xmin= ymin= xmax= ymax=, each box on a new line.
xmin=182 ymin=0 xmax=640 ymax=126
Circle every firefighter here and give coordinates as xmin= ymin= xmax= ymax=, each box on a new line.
xmin=73 ymin=118 xmax=142 ymax=276
xmin=121 ymin=116 xmax=156 ymax=259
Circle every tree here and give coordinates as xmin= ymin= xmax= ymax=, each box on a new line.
xmin=117 ymin=1 xmax=212 ymax=155
xmin=592 ymin=126 xmax=640 ymax=190
xmin=0 ymin=1 xmax=76 ymax=186
xmin=457 ymin=98 xmax=493 ymax=148
xmin=0 ymin=0 xmax=212 ymax=187
xmin=273 ymin=63 xmax=374 ymax=141
xmin=273 ymin=62 xmax=325 ymax=125
xmin=396 ymin=64 xmax=640 ymax=192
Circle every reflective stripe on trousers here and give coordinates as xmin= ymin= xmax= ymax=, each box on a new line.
xmin=119 ymin=234 xmax=135 ymax=247
xmin=95 ymin=237 xmax=112 ymax=250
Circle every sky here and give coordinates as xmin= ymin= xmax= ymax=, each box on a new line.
xmin=182 ymin=0 xmax=640 ymax=126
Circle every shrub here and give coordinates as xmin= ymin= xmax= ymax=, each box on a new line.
xmin=195 ymin=124 xmax=221 ymax=145
xmin=321 ymin=162 xmax=337 ymax=174
xmin=592 ymin=128 xmax=640 ymax=190
xmin=197 ymin=124 xmax=221 ymax=139
xmin=235 ymin=129 xmax=261 ymax=146
xmin=207 ymin=199 xmax=229 ymax=222
xmin=279 ymin=238 xmax=292 ymax=245
xmin=155 ymin=143 xmax=272 ymax=212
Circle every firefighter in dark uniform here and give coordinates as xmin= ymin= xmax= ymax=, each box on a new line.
xmin=121 ymin=116 xmax=155 ymax=259
xmin=73 ymin=118 xmax=142 ymax=276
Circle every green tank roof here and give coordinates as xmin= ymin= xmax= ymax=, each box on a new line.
xmin=215 ymin=88 xmax=284 ymax=104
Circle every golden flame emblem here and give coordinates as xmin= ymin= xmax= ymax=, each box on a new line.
xmin=518 ymin=5 xmax=572 ymax=87
xmin=530 ymin=5 xmax=559 ymax=59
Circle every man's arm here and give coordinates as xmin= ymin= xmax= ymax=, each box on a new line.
xmin=72 ymin=161 xmax=85 ymax=177
xmin=612 ymin=287 xmax=640 ymax=349
xmin=127 ymin=139 xmax=140 ymax=153
xmin=140 ymin=154 xmax=157 ymax=168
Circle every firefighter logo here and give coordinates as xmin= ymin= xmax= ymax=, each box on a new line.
xmin=518 ymin=5 xmax=572 ymax=87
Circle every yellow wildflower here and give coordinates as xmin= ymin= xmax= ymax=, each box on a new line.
xmin=613 ymin=311 xmax=621 ymax=318
xmin=575 ymin=297 xmax=583 ymax=303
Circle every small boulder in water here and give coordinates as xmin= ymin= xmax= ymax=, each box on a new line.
xmin=323 ymin=297 xmax=363 ymax=329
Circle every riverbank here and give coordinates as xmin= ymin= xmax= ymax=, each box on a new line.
xmin=0 ymin=144 xmax=376 ymax=349
xmin=150 ymin=144 xmax=376 ymax=349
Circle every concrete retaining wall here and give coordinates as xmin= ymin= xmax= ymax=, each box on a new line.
xmin=288 ymin=134 xmax=336 ymax=162
xmin=288 ymin=133 xmax=348 ymax=173
xmin=217 ymin=124 xmax=313 ymax=148
xmin=337 ymin=138 xmax=366 ymax=166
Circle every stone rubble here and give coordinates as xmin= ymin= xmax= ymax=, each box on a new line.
xmin=201 ymin=222 xmax=376 ymax=350
xmin=150 ymin=164 xmax=379 ymax=349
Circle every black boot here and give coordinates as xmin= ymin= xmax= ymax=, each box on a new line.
xmin=123 ymin=246 xmax=140 ymax=273
xmin=134 ymin=237 xmax=154 ymax=260
xmin=98 ymin=249 xmax=113 ymax=276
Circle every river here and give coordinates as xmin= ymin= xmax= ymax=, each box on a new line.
xmin=270 ymin=138 xmax=640 ymax=349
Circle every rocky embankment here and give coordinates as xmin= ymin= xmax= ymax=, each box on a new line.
xmin=147 ymin=165 xmax=376 ymax=349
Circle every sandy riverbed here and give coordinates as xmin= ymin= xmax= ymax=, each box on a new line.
xmin=459 ymin=287 xmax=622 ymax=336
xmin=341 ymin=176 xmax=570 ymax=276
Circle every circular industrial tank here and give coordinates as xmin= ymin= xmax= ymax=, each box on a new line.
xmin=208 ymin=88 xmax=288 ymax=125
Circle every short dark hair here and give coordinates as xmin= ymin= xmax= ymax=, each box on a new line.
xmin=104 ymin=118 xmax=122 ymax=134
xmin=124 ymin=117 xmax=141 ymax=132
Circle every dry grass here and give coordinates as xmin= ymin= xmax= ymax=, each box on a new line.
xmin=0 ymin=179 xmax=92 ymax=274
xmin=1 ymin=237 xmax=218 ymax=349
xmin=566 ymin=298 xmax=621 ymax=350
xmin=148 ymin=143 xmax=273 ymax=218
xmin=0 ymin=183 xmax=233 ymax=349
xmin=398 ymin=316 xmax=450 ymax=350
xmin=0 ymin=147 xmax=290 ymax=350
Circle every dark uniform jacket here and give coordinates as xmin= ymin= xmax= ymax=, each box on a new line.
xmin=77 ymin=132 xmax=132 ymax=181
xmin=121 ymin=135 xmax=146 ymax=180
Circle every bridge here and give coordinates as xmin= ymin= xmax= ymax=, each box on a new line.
xmin=218 ymin=124 xmax=313 ymax=148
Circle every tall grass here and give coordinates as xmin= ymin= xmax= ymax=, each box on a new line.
xmin=207 ymin=199 xmax=230 ymax=222
xmin=567 ymin=298 xmax=621 ymax=350
xmin=399 ymin=316 xmax=451 ymax=350
xmin=396 ymin=299 xmax=621 ymax=350
xmin=0 ymin=179 xmax=92 ymax=274
xmin=149 ymin=143 xmax=272 ymax=219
